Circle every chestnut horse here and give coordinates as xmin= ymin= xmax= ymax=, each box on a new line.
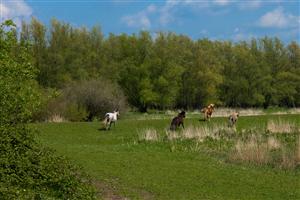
xmin=201 ymin=104 xmax=215 ymax=121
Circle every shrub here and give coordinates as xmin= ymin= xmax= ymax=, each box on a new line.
xmin=0 ymin=20 xmax=96 ymax=199
xmin=64 ymin=79 xmax=127 ymax=121
xmin=33 ymin=79 xmax=127 ymax=122
xmin=64 ymin=103 xmax=88 ymax=122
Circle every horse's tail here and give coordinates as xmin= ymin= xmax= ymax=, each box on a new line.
xmin=102 ymin=114 xmax=109 ymax=124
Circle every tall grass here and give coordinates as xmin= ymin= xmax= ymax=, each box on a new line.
xmin=230 ymin=135 xmax=272 ymax=165
xmin=230 ymin=134 xmax=300 ymax=169
xmin=138 ymin=118 xmax=300 ymax=169
xmin=139 ymin=128 xmax=159 ymax=141
xmin=267 ymin=119 xmax=297 ymax=133
xmin=46 ymin=114 xmax=65 ymax=122
xmin=167 ymin=124 xmax=234 ymax=142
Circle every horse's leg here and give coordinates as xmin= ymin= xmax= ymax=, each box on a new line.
xmin=170 ymin=123 xmax=175 ymax=131
xmin=181 ymin=122 xmax=184 ymax=129
xmin=105 ymin=117 xmax=110 ymax=130
xmin=107 ymin=120 xmax=111 ymax=130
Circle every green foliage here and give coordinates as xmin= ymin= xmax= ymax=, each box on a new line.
xmin=62 ymin=79 xmax=126 ymax=121
xmin=0 ymin=126 xmax=95 ymax=199
xmin=0 ymin=20 xmax=95 ymax=199
xmin=21 ymin=18 xmax=300 ymax=111
xmin=64 ymin=103 xmax=88 ymax=122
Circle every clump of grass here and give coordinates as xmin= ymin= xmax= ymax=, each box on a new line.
xmin=165 ymin=130 xmax=181 ymax=140
xmin=267 ymin=136 xmax=281 ymax=150
xmin=267 ymin=119 xmax=297 ymax=133
xmin=139 ymin=128 xmax=159 ymax=141
xmin=181 ymin=124 xmax=234 ymax=142
xmin=279 ymin=149 xmax=298 ymax=169
xmin=230 ymin=135 xmax=270 ymax=165
xmin=229 ymin=134 xmax=300 ymax=169
xmin=182 ymin=126 xmax=209 ymax=141
xmin=47 ymin=114 xmax=65 ymax=122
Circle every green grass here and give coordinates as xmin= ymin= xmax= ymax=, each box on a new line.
xmin=34 ymin=114 xmax=300 ymax=199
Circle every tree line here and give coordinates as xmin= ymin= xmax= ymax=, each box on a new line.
xmin=20 ymin=18 xmax=300 ymax=112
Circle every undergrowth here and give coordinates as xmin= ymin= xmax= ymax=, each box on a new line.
xmin=138 ymin=120 xmax=300 ymax=170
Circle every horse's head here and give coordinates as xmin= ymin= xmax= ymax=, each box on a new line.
xmin=234 ymin=112 xmax=239 ymax=118
xmin=208 ymin=104 xmax=215 ymax=110
xmin=178 ymin=111 xmax=186 ymax=118
xmin=114 ymin=109 xmax=120 ymax=117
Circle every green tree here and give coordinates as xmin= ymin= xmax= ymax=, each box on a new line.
xmin=0 ymin=20 xmax=95 ymax=199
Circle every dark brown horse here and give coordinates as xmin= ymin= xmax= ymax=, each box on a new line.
xmin=170 ymin=111 xmax=186 ymax=131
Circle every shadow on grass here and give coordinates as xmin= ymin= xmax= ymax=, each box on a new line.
xmin=98 ymin=127 xmax=107 ymax=131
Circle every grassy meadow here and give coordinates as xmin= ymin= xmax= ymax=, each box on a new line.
xmin=34 ymin=113 xmax=300 ymax=200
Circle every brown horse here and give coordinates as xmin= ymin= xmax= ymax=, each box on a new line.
xmin=201 ymin=104 xmax=215 ymax=121
xmin=170 ymin=111 xmax=186 ymax=131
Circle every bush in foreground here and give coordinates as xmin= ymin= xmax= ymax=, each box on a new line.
xmin=0 ymin=20 xmax=95 ymax=199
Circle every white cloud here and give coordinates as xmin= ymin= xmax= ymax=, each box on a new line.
xmin=159 ymin=0 xmax=210 ymax=26
xmin=0 ymin=0 xmax=32 ymax=26
xmin=213 ymin=0 xmax=230 ymax=6
xmin=159 ymin=4 xmax=174 ymax=25
xmin=258 ymin=7 xmax=300 ymax=28
xmin=122 ymin=4 xmax=156 ymax=29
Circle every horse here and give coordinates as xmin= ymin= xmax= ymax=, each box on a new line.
xmin=170 ymin=111 xmax=186 ymax=131
xmin=200 ymin=104 xmax=215 ymax=121
xmin=228 ymin=112 xmax=239 ymax=127
xmin=103 ymin=110 xmax=119 ymax=130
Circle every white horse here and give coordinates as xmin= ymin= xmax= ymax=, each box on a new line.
xmin=104 ymin=110 xmax=119 ymax=130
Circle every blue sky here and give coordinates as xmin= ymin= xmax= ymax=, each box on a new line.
xmin=1 ymin=0 xmax=299 ymax=43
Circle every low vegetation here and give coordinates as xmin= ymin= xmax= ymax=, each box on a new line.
xmin=34 ymin=79 xmax=127 ymax=122
xmin=36 ymin=114 xmax=300 ymax=199
xmin=139 ymin=119 xmax=300 ymax=170
xmin=0 ymin=21 xmax=96 ymax=199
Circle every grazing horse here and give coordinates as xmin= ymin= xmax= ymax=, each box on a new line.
xmin=170 ymin=111 xmax=186 ymax=131
xmin=104 ymin=110 xmax=119 ymax=130
xmin=201 ymin=104 xmax=215 ymax=121
xmin=228 ymin=112 xmax=239 ymax=127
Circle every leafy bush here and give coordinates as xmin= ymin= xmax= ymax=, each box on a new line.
xmin=0 ymin=20 xmax=95 ymax=199
xmin=59 ymin=79 xmax=127 ymax=121
xmin=33 ymin=79 xmax=127 ymax=122
xmin=0 ymin=126 xmax=95 ymax=199
xmin=64 ymin=103 xmax=88 ymax=122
